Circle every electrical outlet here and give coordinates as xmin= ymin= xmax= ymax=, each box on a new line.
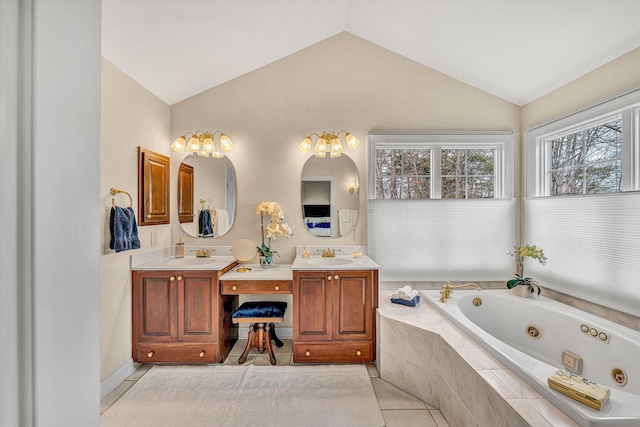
xmin=150 ymin=231 xmax=158 ymax=247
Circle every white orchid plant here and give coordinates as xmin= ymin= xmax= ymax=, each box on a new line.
xmin=256 ymin=202 xmax=293 ymax=260
xmin=506 ymin=244 xmax=547 ymax=296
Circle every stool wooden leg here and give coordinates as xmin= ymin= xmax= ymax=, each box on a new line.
xmin=238 ymin=324 xmax=255 ymax=364
xmin=264 ymin=323 xmax=277 ymax=365
xmin=256 ymin=323 xmax=266 ymax=354
xmin=270 ymin=322 xmax=284 ymax=348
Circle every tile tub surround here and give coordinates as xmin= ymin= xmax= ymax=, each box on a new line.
xmin=377 ymin=290 xmax=579 ymax=427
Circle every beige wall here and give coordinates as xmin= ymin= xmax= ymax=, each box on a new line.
xmin=520 ymin=47 xmax=640 ymax=129
xmin=169 ymin=32 xmax=520 ymax=261
xmin=100 ymin=59 xmax=171 ymax=381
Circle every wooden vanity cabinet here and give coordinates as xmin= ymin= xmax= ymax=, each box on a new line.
xmin=293 ymin=269 xmax=377 ymax=363
xmin=132 ymin=268 xmax=236 ymax=364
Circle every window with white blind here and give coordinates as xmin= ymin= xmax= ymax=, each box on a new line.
xmin=367 ymin=132 xmax=515 ymax=281
xmin=524 ymin=87 xmax=640 ymax=317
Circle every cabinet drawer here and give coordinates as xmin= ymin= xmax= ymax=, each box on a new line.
xmin=136 ymin=343 xmax=219 ymax=364
xmin=221 ymin=280 xmax=292 ymax=294
xmin=293 ymin=341 xmax=373 ymax=363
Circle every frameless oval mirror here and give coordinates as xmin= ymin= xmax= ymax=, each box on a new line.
xmin=177 ymin=154 xmax=236 ymax=238
xmin=301 ymin=154 xmax=359 ymax=238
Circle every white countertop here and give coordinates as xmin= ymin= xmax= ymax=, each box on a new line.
xmin=221 ymin=264 xmax=293 ymax=281
xmin=131 ymin=255 xmax=237 ymax=271
xmin=291 ymin=255 xmax=380 ymax=271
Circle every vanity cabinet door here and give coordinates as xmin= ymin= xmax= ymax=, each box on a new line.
xmin=138 ymin=147 xmax=170 ymax=226
xmin=133 ymin=271 xmax=178 ymax=343
xmin=293 ymin=271 xmax=333 ymax=341
xmin=333 ymin=270 xmax=374 ymax=341
xmin=177 ymin=271 xmax=218 ymax=343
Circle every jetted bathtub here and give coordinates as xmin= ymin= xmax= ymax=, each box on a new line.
xmin=422 ymin=289 xmax=640 ymax=427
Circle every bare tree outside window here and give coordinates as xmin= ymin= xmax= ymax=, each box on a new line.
xmin=376 ymin=149 xmax=430 ymax=199
xmin=550 ymin=118 xmax=622 ymax=195
xmin=442 ymin=149 xmax=494 ymax=198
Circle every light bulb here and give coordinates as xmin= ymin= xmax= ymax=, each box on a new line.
xmin=346 ymin=133 xmax=360 ymax=150
xmin=219 ymin=134 xmax=233 ymax=151
xmin=298 ymin=137 xmax=312 ymax=153
xmin=170 ymin=136 xmax=186 ymax=153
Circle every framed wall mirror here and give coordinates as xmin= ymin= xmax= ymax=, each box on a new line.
xmin=177 ymin=154 xmax=236 ymax=238
xmin=301 ymin=154 xmax=359 ymax=238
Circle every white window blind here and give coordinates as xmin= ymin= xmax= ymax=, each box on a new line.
xmin=523 ymin=193 xmax=640 ymax=317
xmin=368 ymin=199 xmax=516 ymax=281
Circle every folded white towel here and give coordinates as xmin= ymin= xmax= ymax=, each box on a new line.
xmin=402 ymin=289 xmax=419 ymax=301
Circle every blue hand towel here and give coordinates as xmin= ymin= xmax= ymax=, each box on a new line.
xmin=390 ymin=295 xmax=420 ymax=307
xmin=110 ymin=206 xmax=141 ymax=253
xmin=199 ymin=209 xmax=214 ymax=237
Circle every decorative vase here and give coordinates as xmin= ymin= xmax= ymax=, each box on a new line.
xmin=259 ymin=255 xmax=272 ymax=269
xmin=511 ymin=284 xmax=532 ymax=297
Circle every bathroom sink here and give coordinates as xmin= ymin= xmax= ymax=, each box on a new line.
xmin=166 ymin=257 xmax=217 ymax=266
xmin=306 ymin=258 xmax=354 ymax=266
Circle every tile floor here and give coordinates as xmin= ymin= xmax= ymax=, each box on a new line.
xmin=101 ymin=339 xmax=450 ymax=427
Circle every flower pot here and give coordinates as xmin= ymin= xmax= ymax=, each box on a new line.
xmin=511 ymin=284 xmax=532 ymax=297
xmin=259 ymin=255 xmax=272 ymax=269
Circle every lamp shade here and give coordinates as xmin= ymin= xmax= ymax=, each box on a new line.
xmin=187 ymin=135 xmax=200 ymax=152
xmin=298 ymin=137 xmax=312 ymax=153
xmin=171 ymin=136 xmax=187 ymax=153
xmin=315 ymin=138 xmax=327 ymax=158
xmin=346 ymin=133 xmax=360 ymax=150
xmin=219 ymin=134 xmax=233 ymax=151
xmin=202 ymin=136 xmax=215 ymax=152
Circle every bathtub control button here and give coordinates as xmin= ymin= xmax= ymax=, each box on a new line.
xmin=580 ymin=324 xmax=589 ymax=333
xmin=589 ymin=328 xmax=598 ymax=337
xmin=598 ymin=332 xmax=608 ymax=341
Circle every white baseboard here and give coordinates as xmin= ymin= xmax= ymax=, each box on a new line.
xmin=101 ymin=358 xmax=138 ymax=399
xmin=237 ymin=326 xmax=292 ymax=339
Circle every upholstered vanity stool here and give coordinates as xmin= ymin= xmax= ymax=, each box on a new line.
xmin=232 ymin=301 xmax=287 ymax=365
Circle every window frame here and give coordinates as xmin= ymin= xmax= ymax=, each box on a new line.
xmin=525 ymin=88 xmax=640 ymax=197
xmin=367 ymin=132 xmax=514 ymax=200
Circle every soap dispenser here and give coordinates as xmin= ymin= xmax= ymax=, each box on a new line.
xmin=302 ymin=247 xmax=310 ymax=258
xmin=175 ymin=238 xmax=185 ymax=258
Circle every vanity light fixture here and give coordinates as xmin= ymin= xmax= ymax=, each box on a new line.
xmin=298 ymin=130 xmax=360 ymax=158
xmin=171 ymin=130 xmax=233 ymax=158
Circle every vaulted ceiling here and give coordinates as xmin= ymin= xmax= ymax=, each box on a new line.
xmin=102 ymin=0 xmax=640 ymax=106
